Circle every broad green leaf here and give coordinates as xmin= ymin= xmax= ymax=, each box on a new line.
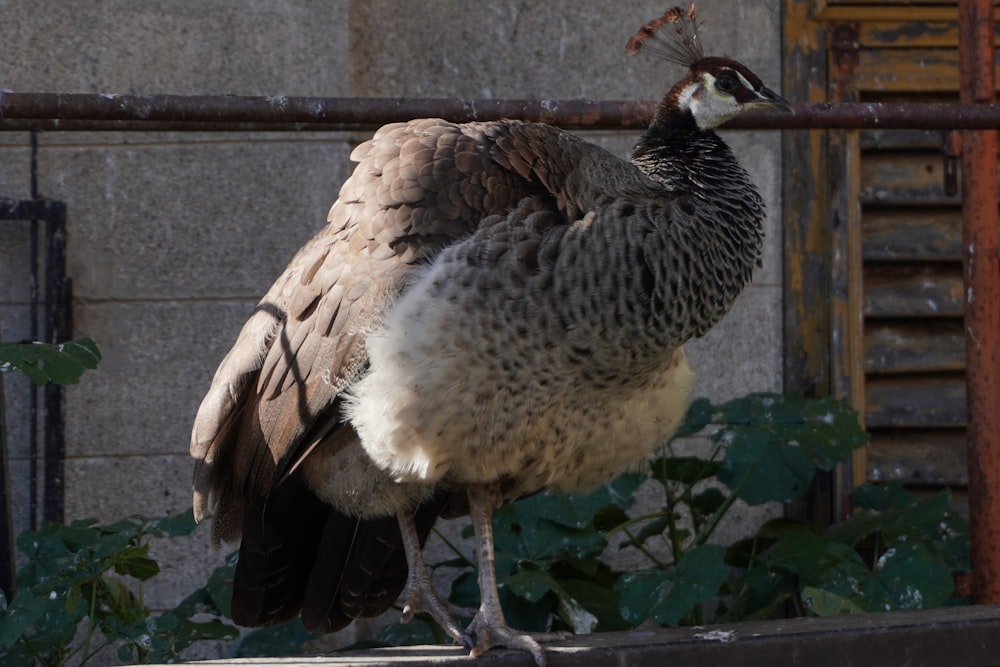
xmin=500 ymin=585 xmax=554 ymax=633
xmin=615 ymin=544 xmax=728 ymax=626
xmin=690 ymin=488 xmax=726 ymax=520
xmin=801 ymin=586 xmax=866 ymax=616
xmin=0 ymin=338 xmax=101 ymax=386
xmin=492 ymin=504 xmax=605 ymax=562
xmin=506 ymin=568 xmax=598 ymax=634
xmin=851 ymin=481 xmax=915 ymax=511
xmin=673 ymin=397 xmax=715 ymax=438
xmin=714 ymin=394 xmax=867 ymax=504
xmin=561 ymin=577 xmax=630 ymax=631
xmin=237 ymin=619 xmax=314 ymax=657
xmin=0 ymin=592 xmax=53 ymax=648
xmin=449 ymin=571 xmax=480 ymax=610
xmin=380 ymin=615 xmax=441 ymax=647
xmin=146 ymin=509 xmax=199 ymax=538
xmin=757 ymin=531 xmax=870 ymax=586
xmin=826 ymin=489 xmax=962 ymax=553
xmin=650 ymin=456 xmax=720 ymax=487
xmin=591 ymin=504 xmax=630 ymax=531
xmin=817 ymin=542 xmax=954 ymax=612
xmin=718 ymin=428 xmax=817 ymax=503
xmin=718 ymin=393 xmax=809 ymax=425
xmin=507 ymin=569 xmax=556 ymax=603
xmin=114 ymin=544 xmax=160 ymax=581
xmin=518 ymin=473 xmax=642 ymax=530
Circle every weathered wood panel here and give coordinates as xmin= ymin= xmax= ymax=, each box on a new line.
xmin=867 ymin=429 xmax=968 ymax=485
xmin=866 ymin=373 xmax=966 ymax=428
xmin=783 ymin=0 xmax=833 ymax=401
xmin=861 ymin=129 xmax=949 ymax=150
xmin=864 ymin=319 xmax=965 ymax=373
xmin=863 ymin=263 xmax=964 ymax=317
xmin=862 ymin=207 xmax=962 ymax=260
xmin=856 ymin=21 xmax=961 ymax=49
xmin=860 ymin=149 xmax=959 ymax=203
xmin=855 ymin=48 xmax=964 ymax=93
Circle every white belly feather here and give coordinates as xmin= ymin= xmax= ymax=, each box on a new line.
xmin=344 ymin=259 xmax=696 ymax=499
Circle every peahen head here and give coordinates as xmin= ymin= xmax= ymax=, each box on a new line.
xmin=628 ymin=5 xmax=792 ymax=130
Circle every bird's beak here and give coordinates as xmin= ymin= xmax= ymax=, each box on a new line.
xmin=752 ymin=86 xmax=794 ymax=113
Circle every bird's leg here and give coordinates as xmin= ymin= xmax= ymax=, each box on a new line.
xmin=462 ymin=485 xmax=567 ymax=667
xmin=396 ymin=509 xmax=475 ymax=646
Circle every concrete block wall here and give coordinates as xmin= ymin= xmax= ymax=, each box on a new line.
xmin=0 ymin=0 xmax=784 ymax=655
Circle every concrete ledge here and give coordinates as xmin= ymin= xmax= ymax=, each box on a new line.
xmin=186 ymin=605 xmax=1000 ymax=667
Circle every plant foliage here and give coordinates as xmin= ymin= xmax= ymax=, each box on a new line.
xmin=0 ymin=338 xmax=101 ymax=386
xmin=0 ymin=392 xmax=970 ymax=663
xmin=0 ymin=512 xmax=238 ymax=666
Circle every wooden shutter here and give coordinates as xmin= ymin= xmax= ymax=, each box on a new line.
xmin=783 ymin=0 xmax=1000 ymax=515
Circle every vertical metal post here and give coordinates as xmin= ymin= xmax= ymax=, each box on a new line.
xmin=43 ymin=201 xmax=68 ymax=524
xmin=959 ymin=0 xmax=1000 ymax=605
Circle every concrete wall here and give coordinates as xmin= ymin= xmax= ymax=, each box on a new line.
xmin=0 ymin=0 xmax=784 ymax=656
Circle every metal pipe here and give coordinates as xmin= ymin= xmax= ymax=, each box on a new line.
xmin=0 ymin=94 xmax=655 ymax=130
xmin=959 ymin=0 xmax=1000 ymax=605
xmin=4 ymin=93 xmax=1000 ymax=131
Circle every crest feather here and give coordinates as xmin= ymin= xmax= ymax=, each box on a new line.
xmin=626 ymin=4 xmax=705 ymax=67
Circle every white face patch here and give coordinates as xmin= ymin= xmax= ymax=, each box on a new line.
xmin=678 ymin=70 xmax=753 ymax=130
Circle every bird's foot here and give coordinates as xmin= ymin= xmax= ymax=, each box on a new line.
xmin=462 ymin=615 xmax=569 ymax=667
xmin=400 ymin=581 xmax=477 ymax=646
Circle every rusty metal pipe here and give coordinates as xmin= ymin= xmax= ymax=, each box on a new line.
xmin=4 ymin=92 xmax=1000 ymax=131
xmin=959 ymin=0 xmax=1000 ymax=605
xmin=0 ymin=94 xmax=655 ymax=130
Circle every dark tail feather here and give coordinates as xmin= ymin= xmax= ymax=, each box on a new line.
xmin=232 ymin=478 xmax=453 ymax=632
xmin=301 ymin=490 xmax=454 ymax=631
xmin=231 ymin=473 xmax=330 ymax=626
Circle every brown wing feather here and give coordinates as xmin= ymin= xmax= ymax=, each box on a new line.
xmin=190 ymin=118 xmax=578 ymax=543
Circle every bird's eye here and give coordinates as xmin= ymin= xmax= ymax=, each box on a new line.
xmin=716 ymin=74 xmax=738 ymax=94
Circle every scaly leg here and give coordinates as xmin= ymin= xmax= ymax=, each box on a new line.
xmin=396 ymin=509 xmax=475 ymax=645
xmin=462 ymin=484 xmax=567 ymax=667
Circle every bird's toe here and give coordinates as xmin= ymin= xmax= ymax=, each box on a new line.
xmin=464 ymin=617 xmax=569 ymax=667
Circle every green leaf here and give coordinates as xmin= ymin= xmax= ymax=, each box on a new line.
xmin=690 ymin=488 xmax=726 ymax=520
xmin=801 ymin=586 xmax=867 ymax=616
xmin=0 ymin=338 xmax=101 ymax=386
xmin=146 ymin=509 xmax=199 ymax=538
xmin=114 ymin=544 xmax=160 ymax=581
xmin=0 ymin=591 xmax=53 ymax=648
xmin=380 ymin=616 xmax=440 ymax=647
xmin=714 ymin=394 xmax=867 ymax=504
xmin=560 ymin=577 xmax=630 ymax=632
xmin=615 ymin=544 xmax=728 ymax=626
xmin=506 ymin=568 xmax=598 ymax=634
xmin=673 ymin=397 xmax=715 ymax=438
xmin=524 ymin=473 xmax=642 ymax=530
xmin=718 ymin=428 xmax=817 ymax=503
xmin=818 ymin=542 xmax=954 ymax=612
xmin=650 ymin=457 xmax=720 ymax=487
xmin=507 ymin=569 xmax=556 ymax=603
xmin=825 ymin=489 xmax=962 ymax=553
xmin=851 ymin=481 xmax=915 ymax=511
xmin=757 ymin=531 xmax=871 ymax=587
xmin=591 ymin=504 xmax=630 ymax=532
xmin=449 ymin=571 xmax=480 ymax=609
xmin=236 ymin=619 xmax=313 ymax=657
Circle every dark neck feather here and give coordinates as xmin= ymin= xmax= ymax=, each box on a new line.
xmin=625 ymin=105 xmax=766 ymax=344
